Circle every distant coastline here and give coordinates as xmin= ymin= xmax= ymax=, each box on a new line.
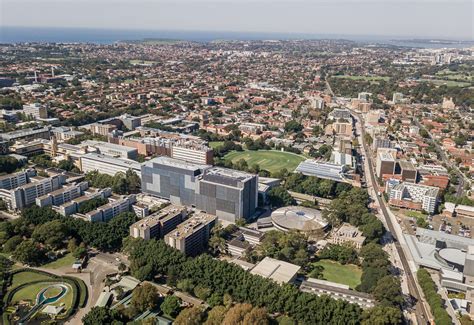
xmin=1 ymin=26 xmax=472 ymax=49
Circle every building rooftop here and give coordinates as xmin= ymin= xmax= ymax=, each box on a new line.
xmin=399 ymin=160 xmax=417 ymax=171
xmin=271 ymin=206 xmax=328 ymax=232
xmin=145 ymin=156 xmax=210 ymax=172
xmin=250 ymin=257 xmax=301 ymax=284
xmin=166 ymin=212 xmax=216 ymax=240
xmin=82 ymin=153 xmax=142 ymax=170
xmin=131 ymin=205 xmax=185 ymax=229
xmin=203 ymin=167 xmax=256 ymax=182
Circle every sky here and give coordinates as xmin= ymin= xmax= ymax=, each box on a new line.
xmin=1 ymin=0 xmax=473 ymax=40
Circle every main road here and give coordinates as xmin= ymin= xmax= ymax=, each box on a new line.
xmin=353 ymin=111 xmax=430 ymax=325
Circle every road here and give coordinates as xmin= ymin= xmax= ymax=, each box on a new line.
xmin=354 ymin=111 xmax=430 ymax=324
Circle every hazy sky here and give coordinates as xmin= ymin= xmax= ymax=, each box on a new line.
xmin=1 ymin=0 xmax=473 ymax=40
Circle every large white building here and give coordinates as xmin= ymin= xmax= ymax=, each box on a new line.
xmin=389 ymin=182 xmax=439 ymax=214
xmin=80 ymin=153 xmax=142 ymax=178
xmin=0 ymin=175 xmax=65 ymax=210
xmin=22 ymin=103 xmax=48 ymax=119
xmin=0 ymin=170 xmax=31 ymax=190
xmin=82 ymin=140 xmax=138 ymax=160
xmin=83 ymin=195 xmax=136 ymax=222
xmin=35 ymin=182 xmax=88 ymax=208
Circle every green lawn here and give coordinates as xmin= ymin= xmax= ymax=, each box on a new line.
xmin=42 ymin=253 xmax=76 ymax=270
xmin=405 ymin=211 xmax=427 ymax=219
xmin=224 ymin=150 xmax=305 ymax=174
xmin=10 ymin=271 xmax=52 ymax=288
xmin=419 ymin=79 xmax=471 ymax=87
xmin=11 ymin=282 xmax=46 ymax=303
xmin=313 ymin=260 xmax=362 ymax=289
xmin=209 ymin=141 xmax=225 ymax=149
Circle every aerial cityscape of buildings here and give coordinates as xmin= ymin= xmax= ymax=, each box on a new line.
xmin=0 ymin=33 xmax=472 ymax=325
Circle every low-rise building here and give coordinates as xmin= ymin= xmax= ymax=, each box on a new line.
xmin=250 ymin=257 xmax=301 ymax=284
xmin=83 ymin=195 xmax=136 ymax=222
xmin=331 ymin=223 xmax=366 ymax=250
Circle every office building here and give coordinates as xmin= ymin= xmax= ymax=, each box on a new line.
xmin=376 ymin=150 xmax=396 ymax=178
xmin=389 ymin=182 xmax=439 ymax=214
xmin=195 ymin=167 xmax=258 ymax=222
xmin=164 ymin=212 xmax=216 ymax=256
xmin=141 ymin=156 xmax=209 ymax=207
xmin=84 ymin=195 xmax=136 ymax=222
xmin=130 ymin=205 xmax=187 ymax=240
xmin=120 ymin=114 xmax=141 ymax=130
xmin=80 ymin=153 xmax=142 ymax=178
xmin=171 ymin=143 xmax=213 ymax=165
xmin=83 ymin=123 xmax=117 ymax=137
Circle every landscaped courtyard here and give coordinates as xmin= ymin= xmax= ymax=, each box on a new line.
xmin=224 ymin=150 xmax=305 ymax=174
xmin=312 ymin=260 xmax=362 ymax=289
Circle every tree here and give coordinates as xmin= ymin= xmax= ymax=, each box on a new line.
xmin=131 ymin=283 xmax=159 ymax=312
xmin=160 ymin=295 xmax=181 ymax=317
xmin=32 ymin=219 xmax=69 ymax=249
xmin=3 ymin=235 xmax=23 ymax=253
xmin=361 ymin=306 xmax=402 ymax=325
xmin=194 ymin=285 xmax=211 ymax=300
xmin=267 ymin=187 xmax=295 ymax=208
xmin=73 ymin=246 xmax=88 ymax=259
xmin=82 ymin=306 xmax=122 ymax=325
xmin=243 ymin=307 xmax=269 ymax=325
xmin=177 ymin=278 xmax=195 ymax=293
xmin=284 ymin=120 xmax=303 ymax=133
xmin=222 ymin=303 xmax=253 ymax=325
xmin=125 ymin=168 xmax=141 ymax=193
xmin=174 ymin=307 xmax=205 ymax=325
xmin=204 ymin=305 xmax=227 ymax=325
xmin=372 ymin=275 xmax=404 ymax=307
xmin=12 ymin=240 xmax=45 ymax=266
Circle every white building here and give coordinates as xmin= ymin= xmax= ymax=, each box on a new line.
xmin=171 ymin=143 xmax=213 ymax=165
xmin=389 ymin=182 xmax=439 ymax=214
xmin=80 ymin=153 xmax=142 ymax=178
xmin=83 ymin=195 xmax=136 ymax=222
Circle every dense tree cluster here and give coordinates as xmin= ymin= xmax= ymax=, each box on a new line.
xmin=77 ymin=197 xmax=109 ymax=214
xmin=323 ymin=188 xmax=384 ymax=242
xmin=284 ymin=173 xmax=353 ymax=199
xmin=267 ymin=186 xmax=296 ymax=208
xmin=0 ymin=207 xmax=137 ymax=266
xmin=319 ymin=244 xmax=358 ymax=265
xmin=245 ymin=230 xmax=309 ymax=266
xmin=0 ymin=156 xmax=24 ymax=174
xmin=417 ymin=269 xmax=452 ymax=325
xmin=125 ymin=237 xmax=364 ymax=324
xmin=284 ymin=120 xmax=304 ymax=133
xmin=85 ymin=169 xmax=141 ymax=194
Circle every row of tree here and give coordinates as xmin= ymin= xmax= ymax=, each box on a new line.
xmin=417 ymin=269 xmax=452 ymax=325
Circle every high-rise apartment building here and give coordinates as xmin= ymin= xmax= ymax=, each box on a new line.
xmin=375 ymin=149 xmax=396 ymax=178
xmin=164 ymin=212 xmax=216 ymax=256
xmin=389 ymin=182 xmax=439 ymax=214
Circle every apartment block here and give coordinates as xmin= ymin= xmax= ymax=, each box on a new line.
xmin=22 ymin=103 xmax=48 ymax=119
xmin=129 ymin=205 xmax=187 ymax=240
xmin=399 ymin=160 xmax=418 ymax=182
xmin=389 ymin=182 xmax=439 ymax=214
xmin=164 ymin=212 xmax=216 ymax=256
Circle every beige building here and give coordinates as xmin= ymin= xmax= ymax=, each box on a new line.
xmin=130 ymin=205 xmax=187 ymax=240
xmin=331 ymin=223 xmax=366 ymax=250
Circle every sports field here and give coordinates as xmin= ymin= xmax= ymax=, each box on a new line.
xmin=224 ymin=150 xmax=305 ymax=174
xmin=313 ymin=260 xmax=362 ymax=289
xmin=332 ymin=75 xmax=390 ymax=82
